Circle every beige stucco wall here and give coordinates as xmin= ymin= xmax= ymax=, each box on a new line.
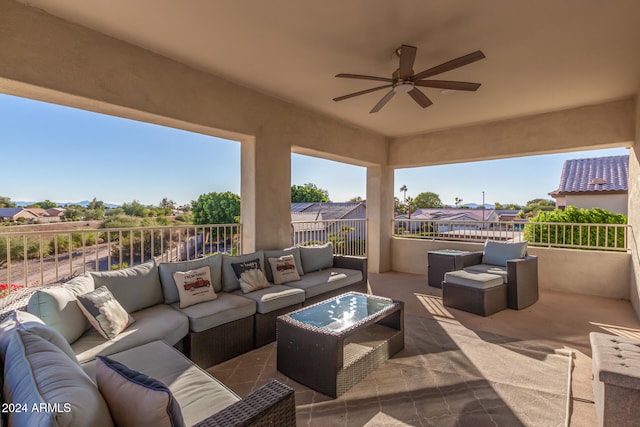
xmin=0 ymin=0 xmax=387 ymax=252
xmin=564 ymin=194 xmax=629 ymax=215
xmin=629 ymin=92 xmax=640 ymax=317
xmin=391 ymin=238 xmax=630 ymax=299
xmin=389 ymin=98 xmax=635 ymax=168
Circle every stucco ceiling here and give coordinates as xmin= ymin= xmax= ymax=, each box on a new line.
xmin=17 ymin=0 xmax=640 ymax=137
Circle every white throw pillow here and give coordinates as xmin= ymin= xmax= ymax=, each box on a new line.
xmin=173 ymin=266 xmax=217 ymax=308
xmin=239 ymin=269 xmax=271 ymax=294
xmin=268 ymin=255 xmax=301 ymax=285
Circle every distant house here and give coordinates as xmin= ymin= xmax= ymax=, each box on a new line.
xmin=291 ymin=202 xmax=366 ymax=245
xmin=396 ymin=208 xmax=499 ymax=232
xmin=0 ymin=207 xmax=64 ymax=223
xmin=549 ymin=155 xmax=628 ymax=214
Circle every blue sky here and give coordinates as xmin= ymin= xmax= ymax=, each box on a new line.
xmin=1 ymin=94 xmax=628 ymax=207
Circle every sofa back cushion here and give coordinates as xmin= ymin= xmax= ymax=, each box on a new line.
xmin=0 ymin=310 xmax=77 ymax=363
xmin=91 ymin=260 xmax=163 ymax=313
xmin=221 ymin=250 xmax=264 ymax=292
xmin=158 ymin=254 xmax=223 ymax=303
xmin=263 ymin=247 xmax=304 ymax=281
xmin=482 ymin=240 xmax=528 ymax=267
xmin=27 ymin=273 xmax=94 ymax=344
xmin=3 ymin=329 xmax=114 ymax=427
xmin=299 ymin=243 xmax=334 ymax=274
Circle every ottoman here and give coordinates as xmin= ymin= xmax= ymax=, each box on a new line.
xmin=590 ymin=332 xmax=640 ymax=427
xmin=442 ymin=270 xmax=507 ymax=316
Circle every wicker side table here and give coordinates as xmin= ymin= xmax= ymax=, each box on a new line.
xmin=427 ymin=250 xmax=479 ymax=288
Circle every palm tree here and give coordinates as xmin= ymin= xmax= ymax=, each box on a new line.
xmin=400 ymin=185 xmax=408 ymax=204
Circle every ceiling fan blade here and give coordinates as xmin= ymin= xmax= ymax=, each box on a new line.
xmin=335 ymin=73 xmax=394 ymax=83
xmin=398 ymin=45 xmax=417 ymax=79
xmin=408 ymin=88 xmax=433 ymax=108
xmin=412 ymin=50 xmax=485 ymax=81
xmin=370 ymin=90 xmax=396 ymax=113
xmin=414 ymin=80 xmax=481 ymax=91
xmin=333 ymin=84 xmax=393 ymax=102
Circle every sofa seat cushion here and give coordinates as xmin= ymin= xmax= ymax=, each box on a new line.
xmin=91 ymin=260 xmax=164 ymax=313
xmin=4 ymin=329 xmax=114 ymax=427
xmin=463 ymin=264 xmax=508 ymax=283
xmin=171 ymin=292 xmax=256 ymax=333
xmin=444 ymin=270 xmax=504 ymax=289
xmin=285 ymin=268 xmax=363 ymax=299
xmin=233 ymin=285 xmax=305 ymax=314
xmin=27 ymin=273 xmax=94 ymax=344
xmin=72 ymin=304 xmax=189 ymax=364
xmin=83 ymin=340 xmax=240 ymax=427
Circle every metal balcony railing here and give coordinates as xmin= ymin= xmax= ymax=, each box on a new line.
xmin=291 ymin=219 xmax=367 ymax=256
xmin=392 ymin=219 xmax=629 ymax=252
xmin=0 ymin=223 xmax=241 ymax=289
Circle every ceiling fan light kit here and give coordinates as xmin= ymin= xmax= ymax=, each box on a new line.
xmin=333 ymin=45 xmax=485 ymax=113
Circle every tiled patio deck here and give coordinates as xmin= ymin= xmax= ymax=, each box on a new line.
xmin=208 ymin=272 xmax=640 ymax=426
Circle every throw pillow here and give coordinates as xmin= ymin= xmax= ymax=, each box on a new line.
xmin=76 ymin=286 xmax=134 ymax=340
xmin=264 ymin=247 xmax=305 ymax=281
xmin=231 ymin=258 xmax=270 ymax=293
xmin=172 ymin=266 xmax=217 ymax=309
xmin=96 ymin=356 xmax=185 ymax=427
xmin=221 ymin=250 xmax=265 ymax=292
xmin=268 ymin=254 xmax=301 ymax=285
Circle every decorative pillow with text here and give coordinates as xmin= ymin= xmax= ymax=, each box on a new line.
xmin=268 ymin=255 xmax=301 ymax=285
xmin=173 ymin=266 xmax=217 ymax=309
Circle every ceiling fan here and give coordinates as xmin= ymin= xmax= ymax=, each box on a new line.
xmin=333 ymin=45 xmax=485 ymax=113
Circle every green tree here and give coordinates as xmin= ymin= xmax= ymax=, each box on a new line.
xmin=413 ymin=192 xmax=443 ymax=208
xmin=28 ymin=200 xmax=57 ymax=209
xmin=61 ymin=204 xmax=85 ymax=221
xmin=454 ymin=197 xmax=463 ymax=208
xmin=85 ymin=198 xmax=106 ymax=220
xmin=122 ymin=200 xmax=150 ymax=217
xmin=523 ymin=198 xmax=555 ymax=215
xmin=348 ymin=196 xmax=363 ymax=202
xmin=0 ymin=196 xmax=16 ymax=208
xmin=291 ymin=183 xmax=330 ymax=203
xmin=192 ymin=192 xmax=241 ymax=224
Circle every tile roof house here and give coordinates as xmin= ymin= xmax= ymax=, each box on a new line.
xmin=549 ymin=155 xmax=629 ymax=214
xmin=0 ymin=207 xmax=64 ymax=223
xmin=290 ymin=202 xmax=366 ymax=246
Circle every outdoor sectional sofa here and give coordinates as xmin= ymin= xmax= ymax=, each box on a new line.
xmin=0 ymin=243 xmax=367 ymax=426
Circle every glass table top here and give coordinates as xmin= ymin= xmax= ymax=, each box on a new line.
xmin=288 ymin=292 xmax=395 ymax=332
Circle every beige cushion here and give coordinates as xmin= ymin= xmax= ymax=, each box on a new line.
xmin=27 ymin=273 xmax=94 ymax=344
xmin=173 ymin=266 xmax=217 ymax=308
xmin=77 ymin=286 xmax=134 ymax=340
xmin=72 ymin=304 xmax=188 ymax=364
xmin=90 ymin=260 xmax=163 ymax=313
xmin=444 ymin=270 xmax=504 ymax=289
xmin=96 ymin=356 xmax=185 ymax=427
xmin=285 ymin=268 xmax=363 ymax=299
xmin=3 ymin=329 xmax=114 ymax=427
xmin=172 ymin=293 xmax=256 ymax=333
xmin=268 ymin=254 xmax=301 ymax=285
xmin=82 ymin=341 xmax=240 ymax=426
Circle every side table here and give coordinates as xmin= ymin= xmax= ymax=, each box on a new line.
xmin=427 ymin=250 xmax=479 ymax=288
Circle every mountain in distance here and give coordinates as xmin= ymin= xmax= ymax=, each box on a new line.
xmin=15 ymin=200 xmax=120 ymax=208
xmin=462 ymin=203 xmax=495 ymax=209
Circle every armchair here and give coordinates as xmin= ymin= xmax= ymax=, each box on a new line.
xmin=462 ymin=240 xmax=539 ymax=310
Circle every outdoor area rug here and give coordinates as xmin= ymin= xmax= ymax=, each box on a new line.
xmin=208 ymin=314 xmax=573 ymax=427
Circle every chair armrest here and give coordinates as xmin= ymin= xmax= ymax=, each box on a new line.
xmin=506 ymin=255 xmax=538 ymax=288
xmin=333 ymin=255 xmax=368 ymax=284
xmin=192 ymin=380 xmax=296 ymax=427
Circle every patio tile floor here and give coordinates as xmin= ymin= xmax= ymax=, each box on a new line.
xmin=207 ymin=272 xmax=640 ymax=426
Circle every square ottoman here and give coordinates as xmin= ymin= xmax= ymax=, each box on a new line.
xmin=442 ymin=270 xmax=507 ymax=316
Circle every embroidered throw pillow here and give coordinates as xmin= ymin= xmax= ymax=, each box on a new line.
xmin=96 ymin=356 xmax=186 ymax=427
xmin=172 ymin=266 xmax=217 ymax=308
xmin=268 ymin=255 xmax=301 ymax=285
xmin=231 ymin=258 xmax=270 ymax=293
xmin=76 ymin=286 xmax=134 ymax=340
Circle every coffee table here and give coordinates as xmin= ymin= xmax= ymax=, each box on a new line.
xmin=276 ymin=292 xmax=404 ymax=397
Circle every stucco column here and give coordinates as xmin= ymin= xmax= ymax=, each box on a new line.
xmin=241 ymin=134 xmax=292 ymax=252
xmin=629 ymin=93 xmax=640 ymax=318
xmin=366 ymin=165 xmax=394 ymax=273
